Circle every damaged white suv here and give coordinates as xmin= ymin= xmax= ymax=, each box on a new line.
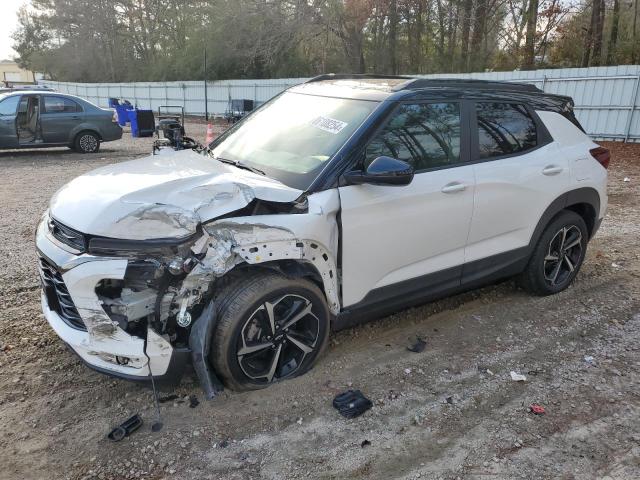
xmin=36 ymin=75 xmax=608 ymax=396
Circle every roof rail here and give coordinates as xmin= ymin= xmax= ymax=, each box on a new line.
xmin=396 ymin=78 xmax=541 ymax=93
xmin=305 ymin=73 xmax=413 ymax=83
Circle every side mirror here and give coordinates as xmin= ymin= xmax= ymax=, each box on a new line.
xmin=344 ymin=156 xmax=414 ymax=186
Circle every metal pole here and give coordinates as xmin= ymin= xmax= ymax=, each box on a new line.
xmin=541 ymin=74 xmax=547 ymax=92
xmin=204 ymin=46 xmax=209 ymax=120
xmin=624 ymin=75 xmax=640 ymax=142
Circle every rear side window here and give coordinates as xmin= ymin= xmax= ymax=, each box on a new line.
xmin=0 ymin=96 xmax=20 ymax=116
xmin=43 ymin=96 xmax=82 ymax=113
xmin=366 ymin=102 xmax=461 ymax=171
xmin=476 ymin=103 xmax=537 ymax=159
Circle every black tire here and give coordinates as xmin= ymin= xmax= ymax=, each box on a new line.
xmin=519 ymin=210 xmax=588 ymax=295
xmin=211 ymin=272 xmax=330 ymax=391
xmin=74 ymin=131 xmax=100 ymax=153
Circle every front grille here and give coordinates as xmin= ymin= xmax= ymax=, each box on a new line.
xmin=49 ymin=217 xmax=86 ymax=252
xmin=38 ymin=256 xmax=86 ymax=331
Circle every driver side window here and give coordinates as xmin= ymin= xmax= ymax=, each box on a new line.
xmin=365 ymin=102 xmax=462 ymax=171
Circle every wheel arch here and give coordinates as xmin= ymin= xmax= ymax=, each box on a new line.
xmin=72 ymin=127 xmax=102 ymax=144
xmin=529 ymin=187 xmax=601 ymax=250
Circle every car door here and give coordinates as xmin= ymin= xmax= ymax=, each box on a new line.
xmin=465 ymin=101 xmax=570 ymax=277
xmin=40 ymin=95 xmax=84 ymax=144
xmin=339 ymin=101 xmax=475 ymax=308
xmin=0 ymin=95 xmax=20 ymax=148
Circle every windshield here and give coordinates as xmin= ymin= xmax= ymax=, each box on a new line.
xmin=210 ymin=92 xmax=379 ymax=190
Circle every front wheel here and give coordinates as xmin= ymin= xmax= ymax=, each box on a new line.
xmin=211 ymin=272 xmax=330 ymax=391
xmin=519 ymin=210 xmax=588 ymax=295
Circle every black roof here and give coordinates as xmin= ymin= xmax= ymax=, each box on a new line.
xmin=304 ymin=74 xmax=542 ymax=93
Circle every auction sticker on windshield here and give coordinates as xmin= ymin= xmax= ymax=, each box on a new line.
xmin=310 ymin=116 xmax=348 ymax=134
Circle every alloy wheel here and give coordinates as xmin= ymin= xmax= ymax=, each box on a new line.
xmin=236 ymin=294 xmax=320 ymax=384
xmin=79 ymin=134 xmax=98 ymax=152
xmin=543 ymin=225 xmax=583 ymax=287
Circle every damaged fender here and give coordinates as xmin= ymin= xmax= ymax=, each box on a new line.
xmin=179 ymin=189 xmax=342 ymax=314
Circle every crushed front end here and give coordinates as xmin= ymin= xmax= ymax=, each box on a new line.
xmin=35 ymin=213 xmax=211 ymax=386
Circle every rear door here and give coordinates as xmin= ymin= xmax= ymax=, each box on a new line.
xmin=465 ymin=101 xmax=570 ymax=277
xmin=339 ymin=101 xmax=475 ymax=307
xmin=0 ymin=95 xmax=20 ymax=148
xmin=40 ymin=95 xmax=84 ymax=144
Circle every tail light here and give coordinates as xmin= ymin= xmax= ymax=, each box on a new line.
xmin=589 ymin=146 xmax=610 ymax=169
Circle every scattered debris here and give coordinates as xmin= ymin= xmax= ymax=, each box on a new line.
xmin=218 ymin=439 xmax=230 ymax=448
xmin=584 ymin=355 xmax=595 ymax=364
xmin=529 ymin=404 xmax=546 ymax=415
xmin=107 ymin=414 xmax=143 ymax=442
xmin=510 ymin=371 xmax=527 ymax=382
xmin=296 ymin=417 xmax=303 ymax=425
xmin=404 ymin=368 xmax=412 ymax=375
xmin=361 ymin=439 xmax=371 ymax=448
xmin=407 ymin=337 xmax=427 ymax=353
xmin=478 ymin=365 xmax=494 ymax=375
xmin=623 ymin=177 xmax=630 ymax=182
xmin=612 ymin=262 xmax=621 ymax=268
xmin=189 ymin=394 xmax=200 ymax=408
xmin=158 ymin=394 xmax=180 ymax=403
xmin=333 ymin=390 xmax=373 ymax=419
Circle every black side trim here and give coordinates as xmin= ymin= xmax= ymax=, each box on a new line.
xmin=335 ymin=265 xmax=462 ymax=330
xmin=461 ymin=246 xmax=530 ymax=289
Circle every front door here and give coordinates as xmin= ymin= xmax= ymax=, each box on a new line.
xmin=40 ymin=95 xmax=84 ymax=144
xmin=0 ymin=95 xmax=20 ymax=148
xmin=339 ymin=101 xmax=475 ymax=307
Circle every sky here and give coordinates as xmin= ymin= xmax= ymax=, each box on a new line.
xmin=0 ymin=0 xmax=29 ymax=61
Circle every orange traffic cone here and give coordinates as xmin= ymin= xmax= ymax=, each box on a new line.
xmin=205 ymin=123 xmax=215 ymax=144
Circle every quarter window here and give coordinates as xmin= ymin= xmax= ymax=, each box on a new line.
xmin=476 ymin=103 xmax=537 ymax=158
xmin=366 ymin=102 xmax=461 ymax=171
xmin=43 ymin=96 xmax=82 ymax=113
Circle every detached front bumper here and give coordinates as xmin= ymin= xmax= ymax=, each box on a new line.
xmin=36 ymin=217 xmax=185 ymax=383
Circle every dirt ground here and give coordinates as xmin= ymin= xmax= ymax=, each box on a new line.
xmin=0 ymin=123 xmax=639 ymax=480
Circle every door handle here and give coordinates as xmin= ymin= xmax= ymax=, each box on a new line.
xmin=441 ymin=182 xmax=466 ymax=194
xmin=542 ymin=165 xmax=563 ymax=176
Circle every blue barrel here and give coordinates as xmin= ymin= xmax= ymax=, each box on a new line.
xmin=128 ymin=109 xmax=139 ymax=136
xmin=115 ymin=104 xmax=130 ymax=126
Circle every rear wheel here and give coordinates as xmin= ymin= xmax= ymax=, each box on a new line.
xmin=211 ymin=272 xmax=330 ymax=391
xmin=74 ymin=131 xmax=100 ymax=153
xmin=519 ymin=210 xmax=588 ymax=295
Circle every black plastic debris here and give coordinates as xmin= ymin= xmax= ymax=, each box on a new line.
xmin=189 ymin=394 xmax=200 ymax=408
xmin=158 ymin=394 xmax=179 ymax=403
xmin=107 ymin=414 xmax=143 ymax=442
xmin=407 ymin=337 xmax=427 ymax=353
xmin=361 ymin=439 xmax=371 ymax=447
xmin=333 ymin=390 xmax=373 ymax=419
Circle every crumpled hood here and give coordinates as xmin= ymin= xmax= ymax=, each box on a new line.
xmin=49 ymin=149 xmax=303 ymax=240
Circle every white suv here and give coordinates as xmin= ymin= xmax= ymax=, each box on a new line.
xmin=36 ymin=75 xmax=608 ymax=396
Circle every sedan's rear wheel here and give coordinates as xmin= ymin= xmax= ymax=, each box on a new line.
xmin=74 ymin=131 xmax=100 ymax=153
xmin=211 ymin=272 xmax=330 ymax=391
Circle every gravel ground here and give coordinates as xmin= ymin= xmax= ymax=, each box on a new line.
xmin=0 ymin=126 xmax=639 ymax=480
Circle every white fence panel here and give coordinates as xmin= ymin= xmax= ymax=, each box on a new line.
xmin=39 ymin=66 xmax=640 ymax=141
